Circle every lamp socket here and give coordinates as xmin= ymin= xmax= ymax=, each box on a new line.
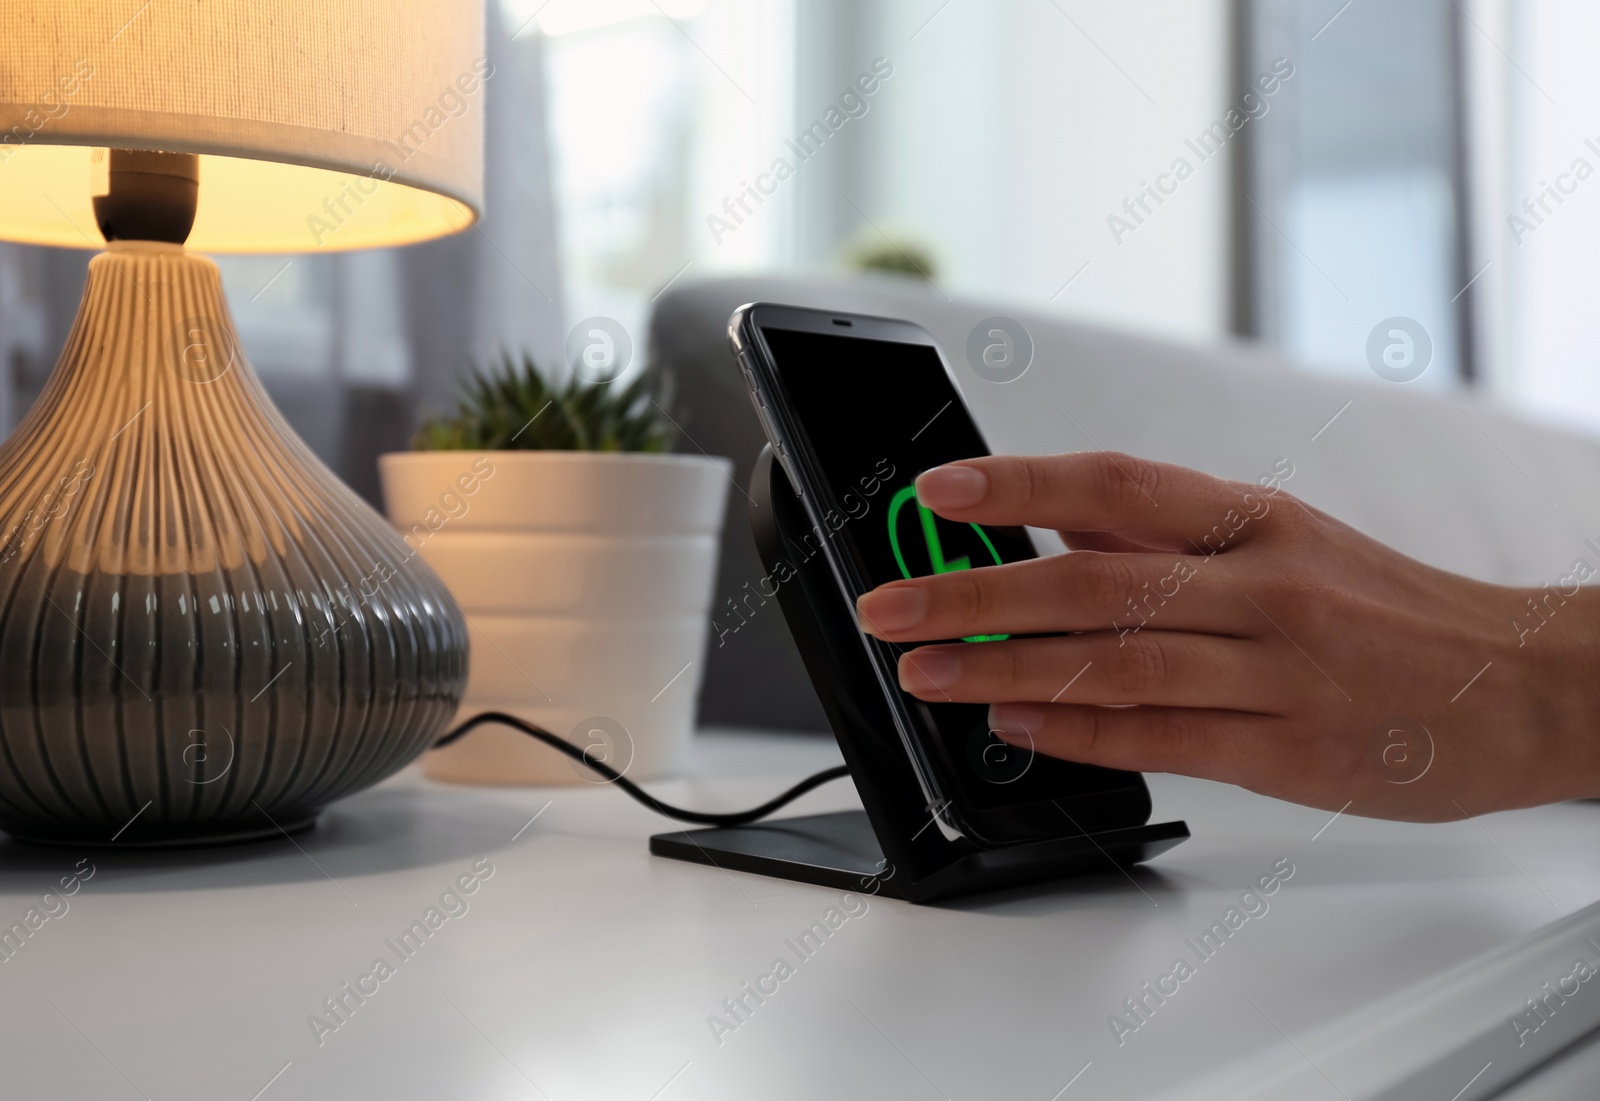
xmin=92 ymin=148 xmax=200 ymax=245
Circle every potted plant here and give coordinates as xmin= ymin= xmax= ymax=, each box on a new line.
xmin=379 ymin=354 xmax=731 ymax=785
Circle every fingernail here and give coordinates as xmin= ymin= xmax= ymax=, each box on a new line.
xmin=857 ymin=587 xmax=926 ymax=635
xmin=988 ymin=703 xmax=1043 ymax=739
xmin=916 ymin=465 xmax=987 ymax=510
xmin=899 ymin=649 xmax=961 ymax=692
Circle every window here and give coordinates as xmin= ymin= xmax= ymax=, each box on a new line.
xmin=1471 ymin=0 xmax=1600 ymax=436
xmin=519 ymin=0 xmax=796 ymax=353
xmin=1242 ymin=0 xmax=1472 ymax=386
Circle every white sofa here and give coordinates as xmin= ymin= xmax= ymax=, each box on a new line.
xmin=649 ymin=274 xmax=1600 ymax=730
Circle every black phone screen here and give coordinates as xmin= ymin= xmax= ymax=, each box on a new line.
xmin=759 ymin=326 xmax=1137 ymax=815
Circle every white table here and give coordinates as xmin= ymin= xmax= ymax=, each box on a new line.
xmin=2 ymin=729 xmax=1598 ymax=1100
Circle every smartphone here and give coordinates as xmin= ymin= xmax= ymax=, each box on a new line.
xmin=729 ymin=303 xmax=1152 ymax=846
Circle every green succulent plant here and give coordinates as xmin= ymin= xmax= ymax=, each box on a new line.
xmin=413 ymin=352 xmax=677 ymax=453
xmin=845 ymin=235 xmax=939 ymax=282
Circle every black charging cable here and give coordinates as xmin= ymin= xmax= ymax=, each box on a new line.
xmin=434 ymin=711 xmax=850 ymax=827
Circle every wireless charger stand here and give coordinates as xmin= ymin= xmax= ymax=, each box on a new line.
xmin=650 ymin=447 xmax=1188 ymax=904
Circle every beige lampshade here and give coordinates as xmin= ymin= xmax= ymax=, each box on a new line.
xmin=0 ymin=0 xmax=485 ymax=253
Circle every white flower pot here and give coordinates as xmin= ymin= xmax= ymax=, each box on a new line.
xmin=379 ymin=450 xmax=731 ymax=785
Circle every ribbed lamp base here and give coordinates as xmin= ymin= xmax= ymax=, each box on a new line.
xmin=0 ymin=243 xmax=468 ymax=844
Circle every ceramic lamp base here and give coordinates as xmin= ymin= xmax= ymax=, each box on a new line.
xmin=0 ymin=243 xmax=468 ymax=844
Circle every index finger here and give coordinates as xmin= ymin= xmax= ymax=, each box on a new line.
xmin=914 ymin=452 xmax=1281 ymax=551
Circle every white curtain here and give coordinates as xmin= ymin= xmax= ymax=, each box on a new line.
xmin=1464 ymin=0 xmax=1600 ymax=438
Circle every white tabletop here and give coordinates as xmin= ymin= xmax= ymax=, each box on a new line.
xmin=2 ymin=729 xmax=1598 ymax=1100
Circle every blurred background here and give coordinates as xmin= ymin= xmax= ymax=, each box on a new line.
xmin=0 ymin=0 xmax=1589 ymax=508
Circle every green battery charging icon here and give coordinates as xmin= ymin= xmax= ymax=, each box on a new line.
xmin=886 ymin=484 xmax=1009 ymax=643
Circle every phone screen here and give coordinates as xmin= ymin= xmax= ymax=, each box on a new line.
xmin=759 ymin=326 xmax=1136 ymax=815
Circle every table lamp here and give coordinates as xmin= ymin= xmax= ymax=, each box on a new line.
xmin=0 ymin=2 xmax=482 ymax=845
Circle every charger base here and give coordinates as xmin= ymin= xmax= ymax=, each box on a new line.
xmin=651 ymin=809 xmax=1189 ymax=903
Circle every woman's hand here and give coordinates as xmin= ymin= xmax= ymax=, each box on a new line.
xmin=854 ymin=452 xmax=1600 ymax=821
